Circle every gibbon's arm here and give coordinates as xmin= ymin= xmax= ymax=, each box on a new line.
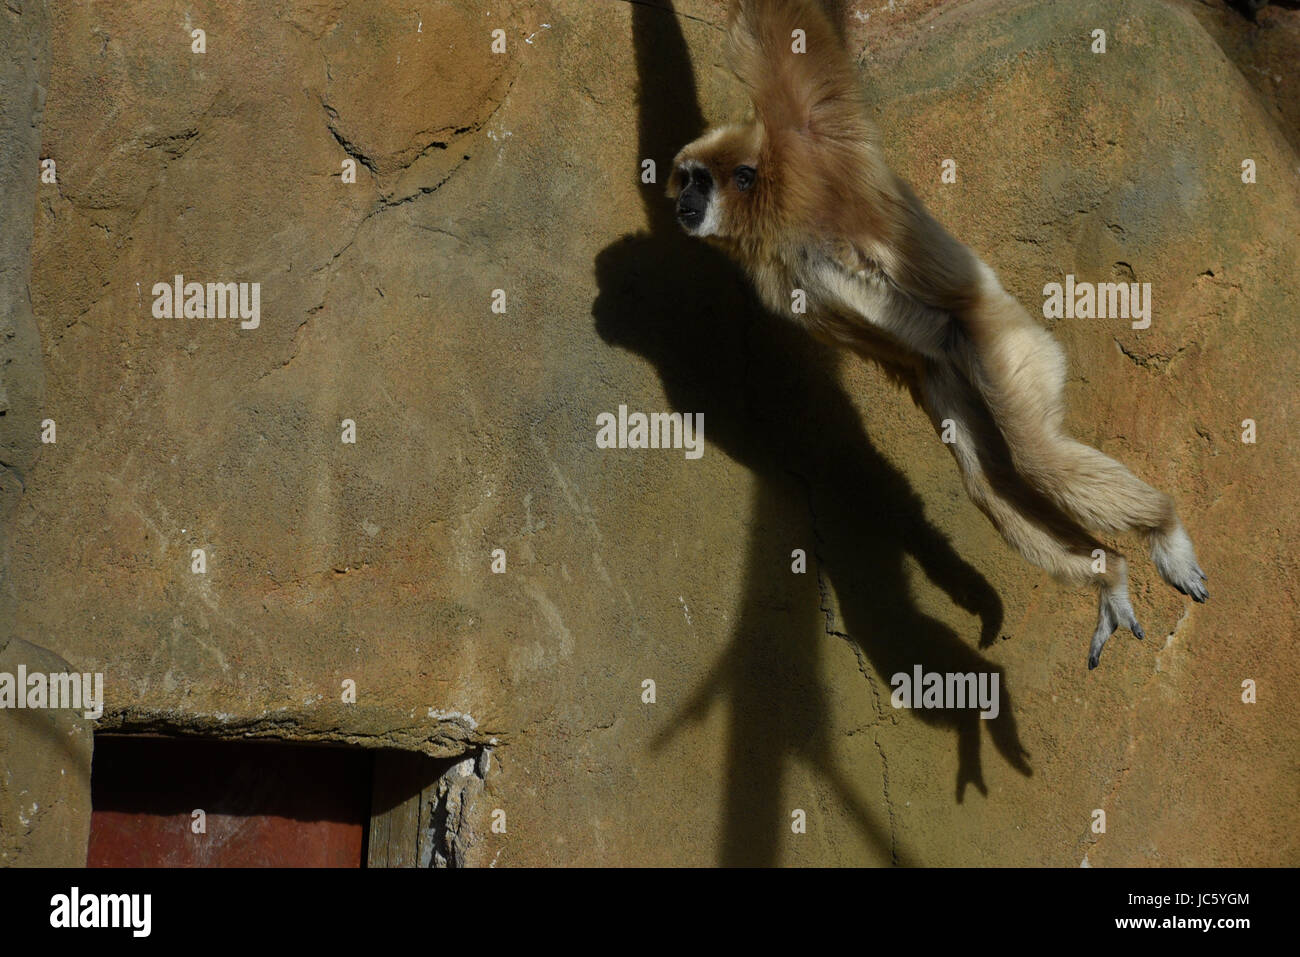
xmin=727 ymin=0 xmax=867 ymax=141
xmin=728 ymin=1 xmax=979 ymax=313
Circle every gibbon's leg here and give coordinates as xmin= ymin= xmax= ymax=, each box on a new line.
xmin=957 ymin=266 xmax=1208 ymax=602
xmin=1031 ymin=439 xmax=1208 ymax=602
xmin=921 ymin=363 xmax=1144 ymax=668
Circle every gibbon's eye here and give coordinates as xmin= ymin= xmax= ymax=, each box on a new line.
xmin=733 ymin=165 xmax=756 ymax=192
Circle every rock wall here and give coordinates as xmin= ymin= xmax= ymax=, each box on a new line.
xmin=0 ymin=0 xmax=49 ymax=560
xmin=0 ymin=0 xmax=1297 ymax=866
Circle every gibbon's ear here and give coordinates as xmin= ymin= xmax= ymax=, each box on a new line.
xmin=726 ymin=0 xmax=864 ymax=139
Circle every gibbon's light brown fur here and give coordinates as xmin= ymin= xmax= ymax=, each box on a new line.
xmin=668 ymin=0 xmax=1207 ymax=668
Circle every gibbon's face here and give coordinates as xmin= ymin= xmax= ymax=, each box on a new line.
xmin=669 ymin=123 xmax=764 ymax=242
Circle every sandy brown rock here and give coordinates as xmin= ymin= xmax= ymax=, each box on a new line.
xmin=0 ymin=0 xmax=50 ymax=570
xmin=855 ymin=0 xmax=1300 ymax=865
xmin=0 ymin=637 xmax=93 ymax=866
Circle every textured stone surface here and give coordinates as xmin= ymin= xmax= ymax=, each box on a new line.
xmin=0 ymin=0 xmax=1296 ymax=866
xmin=0 ymin=637 xmax=93 ymax=866
xmin=0 ymin=0 xmax=49 ymax=560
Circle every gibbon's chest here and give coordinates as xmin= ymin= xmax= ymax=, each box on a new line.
xmin=757 ymin=241 xmax=947 ymax=373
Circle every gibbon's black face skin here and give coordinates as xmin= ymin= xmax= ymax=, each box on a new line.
xmin=675 ymin=165 xmax=712 ymax=232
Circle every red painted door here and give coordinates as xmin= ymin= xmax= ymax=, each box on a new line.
xmin=88 ymin=735 xmax=372 ymax=867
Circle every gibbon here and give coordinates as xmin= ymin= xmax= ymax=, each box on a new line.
xmin=668 ymin=0 xmax=1207 ymax=668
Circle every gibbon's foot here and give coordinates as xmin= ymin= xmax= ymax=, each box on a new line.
xmin=1087 ymin=587 xmax=1144 ymax=670
xmin=1151 ymin=523 xmax=1209 ymax=603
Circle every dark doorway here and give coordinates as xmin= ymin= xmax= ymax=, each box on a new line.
xmin=88 ymin=734 xmax=374 ymax=867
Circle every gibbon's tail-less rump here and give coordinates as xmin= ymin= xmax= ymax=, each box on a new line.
xmin=667 ymin=0 xmax=1208 ymax=668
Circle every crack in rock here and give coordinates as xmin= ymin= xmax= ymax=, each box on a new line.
xmin=787 ymin=466 xmax=899 ymax=863
xmin=428 ymin=747 xmax=492 ymax=868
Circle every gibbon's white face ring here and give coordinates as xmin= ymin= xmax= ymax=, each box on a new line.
xmin=694 ymin=197 xmax=722 ymax=238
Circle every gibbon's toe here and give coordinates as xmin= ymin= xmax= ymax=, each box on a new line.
xmin=1172 ymin=575 xmax=1209 ymax=603
xmin=1116 ymin=600 xmax=1144 ymax=641
xmin=1192 ymin=566 xmax=1209 ymax=603
xmin=1089 ymin=588 xmax=1142 ymax=668
xmin=1087 ymin=622 xmax=1114 ymax=670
